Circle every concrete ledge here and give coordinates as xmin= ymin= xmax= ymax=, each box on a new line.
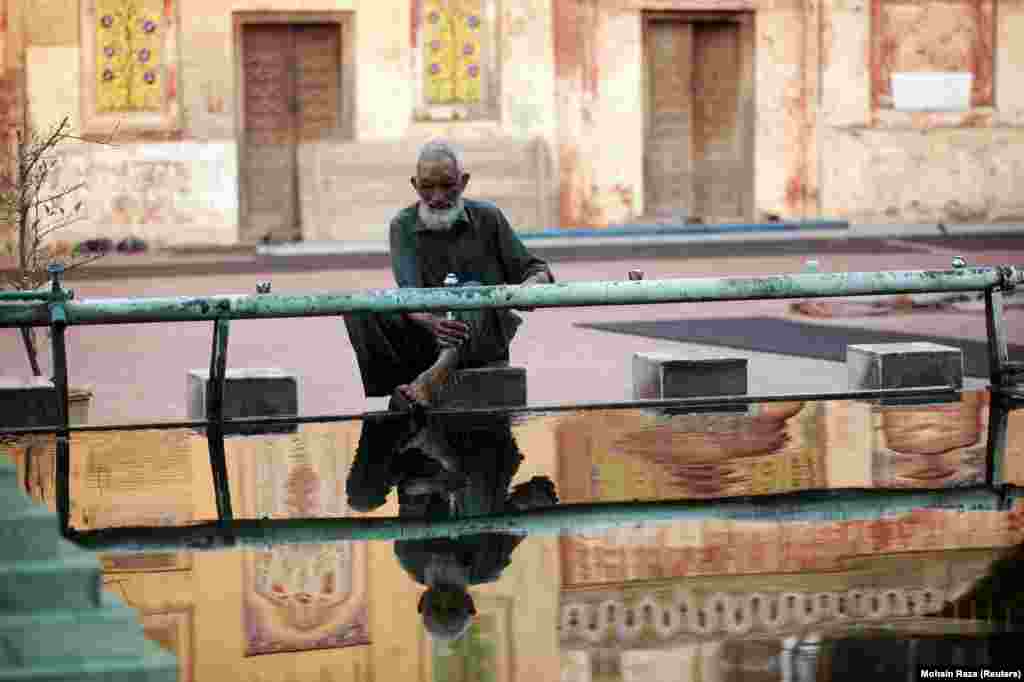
xmin=632 ymin=353 xmax=748 ymax=414
xmin=438 ymin=366 xmax=527 ymax=409
xmin=847 ymin=342 xmax=963 ymax=405
xmin=188 ymin=368 xmax=298 ymax=435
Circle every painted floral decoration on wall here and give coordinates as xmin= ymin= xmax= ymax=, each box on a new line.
xmin=96 ymin=0 xmax=163 ymax=112
xmin=423 ymin=0 xmax=483 ymax=105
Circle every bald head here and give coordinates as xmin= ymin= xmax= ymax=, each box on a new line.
xmin=411 ymin=139 xmax=471 ymax=225
xmin=417 ymin=139 xmax=464 ymax=176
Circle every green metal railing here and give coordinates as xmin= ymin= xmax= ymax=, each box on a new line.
xmin=0 ymin=260 xmax=1021 ymax=551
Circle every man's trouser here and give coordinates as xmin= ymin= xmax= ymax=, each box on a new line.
xmin=342 ymin=281 xmax=519 ymax=398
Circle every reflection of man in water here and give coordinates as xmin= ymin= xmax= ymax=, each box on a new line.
xmin=874 ymin=391 xmax=987 ymax=487
xmin=346 ymin=413 xmax=557 ymax=643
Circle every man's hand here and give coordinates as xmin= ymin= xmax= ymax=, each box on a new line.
xmin=409 ymin=312 xmax=471 ymax=348
xmin=516 ymin=271 xmax=551 ymax=311
xmin=520 ymin=272 xmax=552 ymax=287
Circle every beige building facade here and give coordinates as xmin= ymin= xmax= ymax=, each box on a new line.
xmin=2 ymin=0 xmax=1023 ymax=247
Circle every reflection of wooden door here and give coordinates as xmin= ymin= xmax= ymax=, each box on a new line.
xmin=241 ymin=24 xmax=340 ymax=243
xmin=644 ymin=18 xmax=751 ymax=223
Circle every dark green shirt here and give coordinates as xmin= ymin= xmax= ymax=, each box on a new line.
xmin=389 ymin=198 xmax=554 ymax=288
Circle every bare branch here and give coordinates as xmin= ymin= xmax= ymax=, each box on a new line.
xmin=36 ymin=214 xmax=85 ymax=238
xmin=20 ymin=118 xmax=70 ymax=179
xmin=30 ymin=182 xmax=86 ymax=210
xmin=64 ymin=252 xmax=106 ymax=272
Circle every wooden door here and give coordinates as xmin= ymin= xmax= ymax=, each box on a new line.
xmin=691 ymin=21 xmax=745 ymax=222
xmin=294 ymin=24 xmax=340 ymax=143
xmin=644 ymin=18 xmax=751 ymax=223
xmin=645 ymin=21 xmax=694 ymax=222
xmin=241 ymin=24 xmax=340 ymax=243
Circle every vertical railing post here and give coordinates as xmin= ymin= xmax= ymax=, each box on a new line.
xmin=206 ymin=318 xmax=235 ymax=530
xmin=47 ymin=263 xmax=72 ymax=536
xmin=984 ymin=286 xmax=1010 ymax=489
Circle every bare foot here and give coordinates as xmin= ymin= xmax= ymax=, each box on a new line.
xmin=396 ymin=366 xmax=451 ymax=408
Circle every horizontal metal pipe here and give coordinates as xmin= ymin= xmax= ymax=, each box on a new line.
xmin=0 ymin=267 xmax=1018 ymax=327
xmin=0 ymin=386 xmax=958 ymax=435
xmin=0 ymin=290 xmax=64 ymax=302
xmin=69 ymin=485 xmax=1023 ymax=554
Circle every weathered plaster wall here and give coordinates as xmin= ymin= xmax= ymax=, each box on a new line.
xmin=20 ymin=0 xmax=558 ymax=244
xmin=45 ymin=142 xmax=240 ymax=246
xmin=555 ymin=0 xmax=641 ymax=228
xmin=589 ymin=9 xmax=643 ymax=224
xmin=754 ymin=0 xmax=813 ymax=219
xmin=26 ymin=46 xmax=81 ymax=136
xmin=819 ymin=0 xmax=1024 ymax=224
xmin=823 ymin=127 xmax=1024 ymax=223
xmin=302 ymin=137 xmax=550 ymax=242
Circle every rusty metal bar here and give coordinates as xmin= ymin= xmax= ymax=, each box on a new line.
xmin=0 ymin=266 xmax=1021 ymax=327
xmin=205 ymin=318 xmax=234 ymax=526
xmin=985 ymin=288 xmax=1011 ymax=486
xmin=66 ymin=485 xmax=1024 ymax=553
xmin=47 ymin=264 xmax=72 ymax=535
xmin=1 ymin=386 xmax=959 ymax=437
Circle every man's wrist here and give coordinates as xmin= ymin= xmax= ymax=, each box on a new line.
xmin=522 ymin=271 xmax=551 ymax=285
xmin=407 ymin=312 xmax=434 ymax=326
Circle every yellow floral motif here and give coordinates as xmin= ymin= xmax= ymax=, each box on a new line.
xmin=423 ymin=0 xmax=483 ymax=105
xmin=96 ymin=0 xmax=162 ymax=112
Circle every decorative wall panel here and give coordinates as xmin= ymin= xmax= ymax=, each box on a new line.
xmin=82 ymin=0 xmax=180 ymax=136
xmin=871 ymin=0 xmax=994 ymax=110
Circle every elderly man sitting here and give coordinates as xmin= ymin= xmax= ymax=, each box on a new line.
xmin=344 ymin=140 xmax=554 ymax=409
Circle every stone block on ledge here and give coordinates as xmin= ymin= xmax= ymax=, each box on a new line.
xmin=632 ymin=353 xmax=748 ymax=414
xmin=847 ymin=342 xmax=962 ymax=406
xmin=188 ymin=368 xmax=298 ymax=435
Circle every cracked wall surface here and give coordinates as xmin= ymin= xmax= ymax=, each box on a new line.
xmin=11 ymin=0 xmax=1024 ymax=246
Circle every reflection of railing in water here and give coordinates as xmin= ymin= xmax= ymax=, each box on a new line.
xmin=0 ymin=261 xmax=1021 ymax=548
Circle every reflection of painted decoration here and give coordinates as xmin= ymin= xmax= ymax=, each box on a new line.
xmin=559 ymin=566 xmax=988 ymax=647
xmin=871 ymin=390 xmax=988 ymax=487
xmin=3 ymin=435 xmax=59 ymax=512
xmin=422 ymin=0 xmax=483 ymax=104
xmin=558 ymin=402 xmax=823 ymax=504
xmin=238 ymin=424 xmax=370 ymax=655
xmin=556 ymin=395 xmax=1024 ymax=588
xmin=96 ymin=0 xmax=163 ymax=112
xmin=140 ymin=609 xmax=194 ymax=682
xmin=71 ymin=429 xmax=194 ymax=529
xmin=101 ymin=553 xmax=191 ymax=572
xmin=872 ymin=0 xmax=994 ymax=108
xmin=425 ymin=595 xmax=512 ymax=682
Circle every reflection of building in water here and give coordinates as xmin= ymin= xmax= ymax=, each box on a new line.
xmin=557 ymin=402 xmax=822 ymax=505
xmin=872 ymin=390 xmax=988 ymax=487
xmin=554 ymin=397 xmax=1024 ymax=680
xmin=240 ymin=425 xmax=369 ymax=654
xmin=557 ymin=548 xmax=1004 ymax=682
xmin=556 ymin=394 xmax=1024 ymax=589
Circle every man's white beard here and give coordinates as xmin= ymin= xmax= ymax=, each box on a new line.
xmin=419 ymin=198 xmax=466 ymax=231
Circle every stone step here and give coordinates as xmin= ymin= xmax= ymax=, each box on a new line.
xmin=0 ymin=639 xmax=176 ymax=682
xmin=0 ymin=553 xmax=102 ymax=612
xmin=0 ymin=505 xmax=64 ymax=560
xmin=0 ymin=593 xmax=153 ymax=666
